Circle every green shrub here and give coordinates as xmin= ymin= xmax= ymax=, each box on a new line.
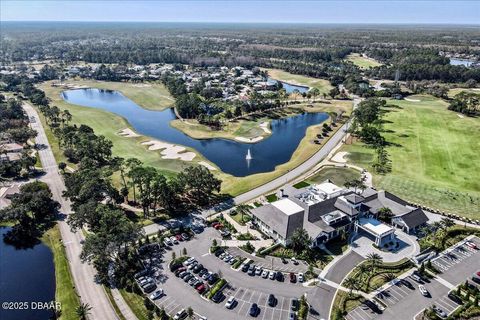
xmin=207 ymin=279 xmax=227 ymax=299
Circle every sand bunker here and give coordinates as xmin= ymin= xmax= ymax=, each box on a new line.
xmin=198 ymin=161 xmax=217 ymax=171
xmin=457 ymin=114 xmax=465 ymax=118
xmin=235 ymin=136 xmax=264 ymax=143
xmin=405 ymin=98 xmax=421 ymax=102
xmin=141 ymin=140 xmax=196 ymax=161
xmin=332 ymin=151 xmax=348 ymax=163
xmin=118 ymin=128 xmax=140 ymax=138
xmin=260 ymin=121 xmax=271 ymax=134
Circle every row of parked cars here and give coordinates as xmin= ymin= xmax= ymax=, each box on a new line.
xmin=172 ymin=257 xmax=219 ymax=296
xmin=223 ymin=293 xmax=301 ymax=319
xmin=163 ymin=232 xmax=191 ymax=247
xmin=214 ymin=248 xmax=241 ymax=266
xmin=239 ymin=260 xmax=304 ymax=283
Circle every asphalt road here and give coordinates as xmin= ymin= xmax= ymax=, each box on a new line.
xmin=24 ymin=103 xmax=121 ymax=320
xmin=324 ymin=250 xmax=365 ymax=284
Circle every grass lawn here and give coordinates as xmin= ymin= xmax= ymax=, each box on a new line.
xmin=293 ymin=181 xmax=310 ymax=189
xmin=306 ymin=166 xmax=361 ymax=187
xmin=119 ymin=289 xmax=150 ymax=320
xmin=346 ymin=53 xmax=382 ymax=69
xmin=104 ymin=287 xmax=127 ymax=320
xmin=266 ymin=193 xmax=279 ymax=202
xmin=42 ymin=225 xmax=80 ymax=320
xmin=230 ymin=212 xmax=252 ymax=225
xmin=331 ymin=291 xmax=366 ymax=320
xmin=341 ymin=95 xmax=480 ymax=219
xmin=262 ymin=68 xmax=333 ymax=96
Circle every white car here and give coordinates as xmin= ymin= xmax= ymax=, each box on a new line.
xmin=225 ymin=296 xmax=236 ymax=309
xmin=465 ymin=241 xmax=478 ymax=250
xmin=269 ymin=270 xmax=276 ymax=280
xmin=419 ymin=285 xmax=429 ymax=296
xmin=261 ymin=270 xmax=269 ymax=278
xmin=185 ymin=257 xmax=196 ymax=266
xmin=170 ymin=236 xmax=179 ymax=244
xmin=298 ymin=273 xmax=304 ymax=283
xmin=149 ymin=289 xmax=164 ymax=300
xmin=291 ymin=257 xmax=299 ymax=265
xmin=255 ymin=266 xmax=262 ymax=276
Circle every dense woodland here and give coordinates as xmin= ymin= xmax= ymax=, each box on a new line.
xmin=1 ymin=22 xmax=480 ymax=84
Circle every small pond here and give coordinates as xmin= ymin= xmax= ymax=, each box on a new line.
xmin=0 ymin=227 xmax=56 ymax=320
xmin=268 ymin=78 xmax=309 ymax=93
xmin=61 ymin=88 xmax=328 ymax=177
xmin=450 ymin=58 xmax=475 ymax=67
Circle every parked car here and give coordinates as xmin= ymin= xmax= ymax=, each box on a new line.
xmin=261 ymin=270 xmax=269 ymax=278
xmin=164 ymin=238 xmax=173 ymax=246
xmin=203 ymin=271 xmax=213 ymax=280
xmin=401 ymin=279 xmax=414 ymax=289
xmin=170 ymin=236 xmax=179 ymax=244
xmin=213 ymin=223 xmax=224 ymax=230
xmin=181 ymin=233 xmax=190 ymax=241
xmin=290 ymin=298 xmax=298 ymax=312
xmin=255 ymin=266 xmax=263 ymax=276
xmin=268 ymin=294 xmax=276 ymax=307
xmin=248 ymin=265 xmax=256 ymax=276
xmin=220 ymin=229 xmax=231 ymax=237
xmin=219 ymin=252 xmax=227 ymax=259
xmin=225 ymin=296 xmax=236 ymax=309
xmin=175 ymin=267 xmax=187 ymax=276
xmin=289 ymin=272 xmax=296 ymax=283
xmin=289 ymin=313 xmax=297 ymax=320
xmin=173 ymin=309 xmax=187 ymax=320
xmin=432 ymin=305 xmax=447 ymax=318
xmin=291 ymin=257 xmax=299 ymax=265
xmin=207 ymin=273 xmax=219 ymax=285
xmin=185 ymin=257 xmax=196 ymax=265
xmin=143 ymin=283 xmax=157 ymax=293
xmin=364 ymin=300 xmax=382 ymax=313
xmin=211 ymin=291 xmax=224 ymax=303
xmin=419 ymin=285 xmax=429 ymax=297
xmin=183 ymin=274 xmax=193 ymax=282
xmin=229 ymin=258 xmax=237 ymax=265
xmin=298 ymin=273 xmax=304 ymax=283
xmin=242 ymin=263 xmax=250 ymax=272
xmin=199 ymin=269 xmax=208 ymax=277
xmin=269 ymin=271 xmax=276 ymax=280
xmin=465 ymin=241 xmax=478 ymax=250
xmin=150 ymin=289 xmax=164 ymax=300
xmin=448 ymin=292 xmax=463 ymax=304
xmin=193 ymin=264 xmax=204 ymax=273
xmin=175 ymin=234 xmax=183 ymax=242
xmin=134 ymin=270 xmax=149 ymax=279
xmin=411 ymin=274 xmax=423 ymax=284
xmin=249 ymin=303 xmax=259 ymax=317
xmin=196 ymin=284 xmax=206 ymax=294
xmin=276 ymin=271 xmax=284 ymax=282
xmin=472 ymin=274 xmax=480 ymax=284
xmin=188 ymin=277 xmax=198 ymax=286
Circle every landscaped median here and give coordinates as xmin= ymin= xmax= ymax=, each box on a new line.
xmin=331 ymin=290 xmax=366 ymax=320
xmin=207 ymin=278 xmax=227 ymax=300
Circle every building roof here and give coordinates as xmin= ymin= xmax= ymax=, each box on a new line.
xmin=344 ymin=193 xmax=365 ymax=205
xmin=272 ymin=199 xmax=304 ymax=216
xmin=358 ymin=217 xmax=394 ymax=237
xmin=364 ymin=190 xmax=410 ymax=216
xmin=397 ymin=208 xmax=429 ymax=229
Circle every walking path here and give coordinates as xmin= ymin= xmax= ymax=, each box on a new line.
xmin=24 ymin=102 xmax=128 ymax=320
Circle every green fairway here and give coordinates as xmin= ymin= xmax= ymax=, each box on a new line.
xmin=306 ymin=166 xmax=361 ymax=187
xmin=262 ymin=68 xmax=333 ymax=96
xmin=341 ymin=95 xmax=480 ymax=218
xmin=448 ymin=87 xmax=480 ymax=98
xmin=346 ymin=53 xmax=382 ymax=69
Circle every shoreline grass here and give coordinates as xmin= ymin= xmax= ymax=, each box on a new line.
xmin=262 ymin=68 xmax=333 ymax=96
xmin=42 ymin=225 xmax=81 ymax=320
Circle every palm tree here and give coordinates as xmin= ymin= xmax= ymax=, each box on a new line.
xmin=236 ymin=204 xmax=251 ymax=225
xmin=75 ymin=303 xmax=92 ymax=320
xmin=366 ymin=253 xmax=383 ymax=273
xmin=290 ymin=228 xmax=312 ymax=254
xmin=343 ymin=277 xmax=358 ymax=296
xmin=440 ymin=218 xmax=455 ymax=230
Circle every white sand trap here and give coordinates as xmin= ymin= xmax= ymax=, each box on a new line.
xmin=457 ymin=114 xmax=465 ymax=118
xmin=118 ymin=128 xmax=140 ymax=138
xmin=141 ymin=140 xmax=196 ymax=161
xmin=235 ymin=136 xmax=264 ymax=143
xmin=405 ymin=98 xmax=421 ymax=102
xmin=332 ymin=151 xmax=348 ymax=163
xmin=259 ymin=121 xmax=271 ymax=134
xmin=198 ymin=161 xmax=217 ymax=171
xmin=132 ymin=84 xmax=152 ymax=88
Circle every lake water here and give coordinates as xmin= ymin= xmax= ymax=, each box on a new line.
xmin=268 ymin=78 xmax=309 ymax=93
xmin=61 ymin=88 xmax=328 ymax=177
xmin=450 ymin=58 xmax=475 ymax=67
xmin=0 ymin=227 xmax=56 ymax=320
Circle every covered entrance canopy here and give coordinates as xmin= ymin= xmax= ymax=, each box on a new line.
xmin=355 ymin=217 xmax=395 ymax=247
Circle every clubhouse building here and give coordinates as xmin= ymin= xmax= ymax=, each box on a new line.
xmin=251 ymin=181 xmax=428 ymax=248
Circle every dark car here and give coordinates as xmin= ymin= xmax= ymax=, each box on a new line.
xmin=248 ymin=265 xmax=256 ymax=276
xmin=143 ymin=283 xmax=157 ymax=293
xmin=242 ymin=264 xmax=250 ymax=272
xmin=448 ymin=292 xmax=463 ymax=305
xmin=198 ymin=269 xmax=208 ymax=277
xmin=207 ymin=273 xmax=219 ymax=285
xmin=249 ymin=303 xmax=260 ymax=317
xmin=181 ymin=233 xmax=190 ymax=241
xmin=175 ymin=267 xmax=187 ymax=276
xmin=401 ymin=279 xmax=414 ymax=289
xmin=268 ymin=294 xmax=276 ymax=307
xmin=214 ymin=249 xmax=224 ymax=257
xmin=289 ymin=272 xmax=296 ymax=283
xmin=364 ymin=300 xmax=382 ymax=314
xmin=290 ymin=299 xmax=298 ymax=312
xmin=196 ymin=284 xmax=206 ymax=294
xmin=193 ymin=264 xmax=204 ymax=273
xmin=472 ymin=275 xmax=480 ymax=284
xmin=211 ymin=291 xmax=224 ymax=303
xmin=276 ymin=271 xmax=284 ymax=282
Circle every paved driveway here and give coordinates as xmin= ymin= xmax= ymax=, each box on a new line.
xmin=324 ymin=250 xmax=364 ymax=284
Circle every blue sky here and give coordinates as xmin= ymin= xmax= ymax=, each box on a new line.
xmin=1 ymin=1 xmax=479 ymax=24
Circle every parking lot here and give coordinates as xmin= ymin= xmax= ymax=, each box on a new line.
xmin=227 ymin=247 xmax=310 ymax=274
xmin=346 ymin=236 xmax=480 ymax=320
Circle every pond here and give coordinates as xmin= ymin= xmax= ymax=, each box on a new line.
xmin=268 ymin=78 xmax=309 ymax=94
xmin=0 ymin=227 xmax=56 ymax=320
xmin=61 ymin=88 xmax=328 ymax=177
xmin=450 ymin=58 xmax=475 ymax=67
